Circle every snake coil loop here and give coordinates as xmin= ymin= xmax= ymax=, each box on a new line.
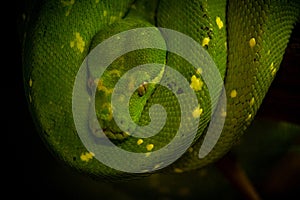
xmin=22 ymin=0 xmax=299 ymax=180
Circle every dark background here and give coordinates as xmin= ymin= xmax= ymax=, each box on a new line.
xmin=16 ymin=2 xmax=299 ymax=200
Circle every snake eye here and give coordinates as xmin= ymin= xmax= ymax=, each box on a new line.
xmin=138 ymin=82 xmax=148 ymax=97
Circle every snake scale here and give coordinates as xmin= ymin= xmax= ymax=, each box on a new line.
xmin=21 ymin=0 xmax=300 ymax=181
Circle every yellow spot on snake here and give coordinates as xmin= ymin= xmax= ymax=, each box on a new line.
xmin=80 ymin=151 xmax=94 ymax=162
xmin=270 ymin=62 xmax=277 ymax=76
xmin=246 ymin=114 xmax=252 ymax=121
xmin=270 ymin=62 xmax=274 ymax=70
xmin=153 ymin=163 xmax=162 ymax=170
xmin=267 ymin=50 xmax=271 ymax=55
xmin=271 ymin=68 xmax=277 ymax=76
xmin=61 ymin=0 xmax=75 ymax=6
xmin=249 ymin=97 xmax=255 ymax=106
xmin=145 ymin=152 xmax=151 ymax=157
xmin=70 ymin=32 xmax=85 ymax=53
xmin=174 ymin=168 xmax=183 ymax=173
xmin=110 ymin=16 xmax=117 ymax=23
xmin=93 ymin=78 xmax=99 ymax=86
xmin=221 ymin=108 xmax=227 ymax=117
xmin=202 ymin=37 xmax=210 ymax=47
xmin=95 ymin=0 xmax=99 ymax=3
xmin=29 ymin=78 xmax=32 ymax=87
xmin=103 ymin=10 xmax=107 ymax=17
xmin=230 ymin=90 xmax=237 ymax=98
xmin=61 ymin=0 xmax=75 ymax=16
xmin=109 ymin=69 xmax=121 ymax=77
xmin=29 ymin=94 xmax=32 ymax=103
xmin=192 ymin=106 xmax=203 ymax=118
xmin=249 ymin=38 xmax=256 ymax=48
xmin=101 ymin=103 xmax=113 ymax=121
xmin=146 ymin=144 xmax=154 ymax=151
xmin=137 ymin=139 xmax=143 ymax=145
xmin=97 ymin=80 xmax=113 ymax=94
xmin=196 ymin=68 xmax=202 ymax=75
xmin=216 ymin=17 xmax=223 ymax=29
xmin=190 ymin=75 xmax=203 ymax=91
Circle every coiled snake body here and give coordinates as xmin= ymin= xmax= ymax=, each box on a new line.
xmin=21 ymin=0 xmax=300 ymax=180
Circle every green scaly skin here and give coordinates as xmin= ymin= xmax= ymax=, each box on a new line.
xmin=21 ymin=0 xmax=300 ymax=180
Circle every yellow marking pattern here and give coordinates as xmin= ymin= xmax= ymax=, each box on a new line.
xmin=61 ymin=0 xmax=75 ymax=16
xmin=249 ymin=97 xmax=255 ymax=106
xmin=97 ymin=80 xmax=113 ymax=94
xmin=101 ymin=103 xmax=113 ymax=121
xmin=270 ymin=62 xmax=277 ymax=76
xmin=145 ymin=152 xmax=151 ymax=157
xmin=70 ymin=32 xmax=85 ymax=53
xmin=270 ymin=62 xmax=274 ymax=70
xmin=271 ymin=68 xmax=277 ymax=76
xmin=190 ymin=75 xmax=203 ymax=91
xmin=146 ymin=144 xmax=154 ymax=151
xmin=246 ymin=114 xmax=252 ymax=121
xmin=110 ymin=16 xmax=117 ymax=23
xmin=109 ymin=69 xmax=121 ymax=77
xmin=202 ymin=37 xmax=210 ymax=47
xmin=80 ymin=151 xmax=95 ymax=162
xmin=153 ymin=163 xmax=163 ymax=170
xmin=196 ymin=68 xmax=202 ymax=75
xmin=192 ymin=106 xmax=203 ymax=118
xmin=249 ymin=38 xmax=256 ymax=48
xmin=221 ymin=108 xmax=227 ymax=117
xmin=216 ymin=17 xmax=223 ymax=29
xmin=29 ymin=94 xmax=32 ymax=103
xmin=230 ymin=90 xmax=237 ymax=98
xmin=137 ymin=139 xmax=143 ymax=145
xmin=174 ymin=168 xmax=183 ymax=173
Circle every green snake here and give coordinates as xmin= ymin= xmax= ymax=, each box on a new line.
xmin=21 ymin=0 xmax=300 ymax=180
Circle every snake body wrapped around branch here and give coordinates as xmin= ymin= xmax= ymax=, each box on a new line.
xmin=21 ymin=0 xmax=300 ymax=180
